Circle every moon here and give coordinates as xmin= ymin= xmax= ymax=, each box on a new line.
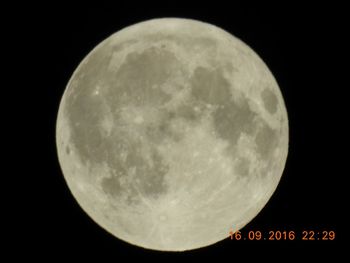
xmin=56 ymin=18 xmax=288 ymax=251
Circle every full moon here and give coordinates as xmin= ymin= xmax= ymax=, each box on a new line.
xmin=56 ymin=18 xmax=288 ymax=251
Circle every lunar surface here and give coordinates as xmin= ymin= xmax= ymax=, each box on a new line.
xmin=56 ymin=18 xmax=288 ymax=251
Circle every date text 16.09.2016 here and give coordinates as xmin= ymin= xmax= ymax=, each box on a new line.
xmin=228 ymin=229 xmax=335 ymax=241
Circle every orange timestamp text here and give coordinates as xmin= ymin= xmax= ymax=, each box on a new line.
xmin=228 ymin=229 xmax=336 ymax=241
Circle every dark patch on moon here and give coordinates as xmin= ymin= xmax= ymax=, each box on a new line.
xmin=213 ymin=100 xmax=256 ymax=150
xmin=191 ymin=67 xmax=232 ymax=105
xmin=101 ymin=176 xmax=123 ymax=197
xmin=261 ymin=88 xmax=278 ymax=114
xmin=101 ymin=145 xmax=170 ymax=203
xmin=174 ymin=103 xmax=202 ymax=122
xmin=234 ymin=157 xmax=250 ymax=176
xmin=145 ymin=100 xmax=204 ymax=144
xmin=66 ymin=43 xmax=111 ymax=101
xmin=63 ymin=46 xmax=114 ymax=166
xmin=64 ymin=45 xmax=180 ymax=166
xmin=145 ymin=112 xmax=180 ymax=144
xmin=255 ymin=123 xmax=278 ymax=160
xmin=213 ymin=96 xmax=257 ymax=156
xmin=101 ymin=175 xmax=140 ymax=205
xmin=125 ymin=146 xmax=170 ymax=199
xmin=189 ymin=65 xmax=259 ymax=156
xmin=105 ymin=47 xmax=178 ymax=107
xmin=136 ymin=149 xmax=170 ymax=197
xmin=188 ymin=64 xmax=279 ymax=169
xmin=65 ymin=146 xmax=70 ymax=155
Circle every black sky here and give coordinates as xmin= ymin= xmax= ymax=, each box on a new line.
xmin=12 ymin=2 xmax=345 ymax=260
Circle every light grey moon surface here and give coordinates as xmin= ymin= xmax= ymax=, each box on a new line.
xmin=56 ymin=18 xmax=288 ymax=251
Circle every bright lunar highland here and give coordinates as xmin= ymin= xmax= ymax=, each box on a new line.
xmin=56 ymin=18 xmax=289 ymax=251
